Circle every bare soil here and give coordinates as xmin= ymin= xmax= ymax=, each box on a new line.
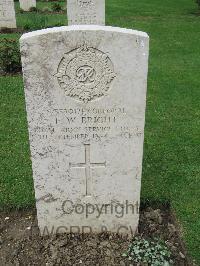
xmin=0 ymin=28 xmax=25 ymax=34
xmin=0 ymin=205 xmax=193 ymax=266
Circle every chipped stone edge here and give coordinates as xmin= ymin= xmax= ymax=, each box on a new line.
xmin=20 ymin=25 xmax=149 ymax=43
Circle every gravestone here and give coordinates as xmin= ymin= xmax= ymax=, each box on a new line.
xmin=20 ymin=25 xmax=149 ymax=235
xmin=0 ymin=0 xmax=16 ymax=29
xmin=19 ymin=0 xmax=36 ymax=11
xmin=67 ymin=0 xmax=105 ymax=25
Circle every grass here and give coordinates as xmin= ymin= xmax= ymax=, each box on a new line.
xmin=15 ymin=1 xmax=67 ymax=30
xmin=0 ymin=0 xmax=200 ymax=264
xmin=0 ymin=76 xmax=34 ymax=208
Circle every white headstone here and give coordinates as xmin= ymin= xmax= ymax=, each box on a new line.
xmin=20 ymin=25 xmax=149 ymax=236
xmin=19 ymin=0 xmax=36 ymax=11
xmin=0 ymin=0 xmax=16 ymax=29
xmin=67 ymin=0 xmax=105 ymax=25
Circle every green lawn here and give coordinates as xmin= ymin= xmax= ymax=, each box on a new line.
xmin=0 ymin=0 xmax=200 ymax=264
xmin=15 ymin=1 xmax=67 ymax=30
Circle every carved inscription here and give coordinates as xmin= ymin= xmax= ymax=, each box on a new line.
xmin=56 ymin=45 xmax=116 ymax=103
xmin=0 ymin=0 xmax=16 ymax=28
xmin=77 ymin=0 xmax=93 ymax=8
xmin=70 ymin=144 xmax=106 ymax=196
xmin=67 ymin=0 xmax=104 ymax=25
xmin=31 ymin=107 xmax=144 ymax=142
xmin=0 ymin=1 xmax=8 ymax=19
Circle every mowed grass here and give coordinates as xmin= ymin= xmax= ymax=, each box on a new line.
xmin=15 ymin=1 xmax=67 ymax=30
xmin=0 ymin=0 xmax=200 ymax=263
xmin=0 ymin=76 xmax=34 ymax=207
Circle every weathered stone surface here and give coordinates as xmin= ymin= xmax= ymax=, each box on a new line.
xmin=20 ymin=25 xmax=149 ymax=235
xmin=67 ymin=0 xmax=105 ymax=25
xmin=0 ymin=0 xmax=16 ymax=29
xmin=19 ymin=0 xmax=36 ymax=11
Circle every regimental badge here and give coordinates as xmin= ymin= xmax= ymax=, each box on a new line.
xmin=56 ymin=45 xmax=116 ymax=103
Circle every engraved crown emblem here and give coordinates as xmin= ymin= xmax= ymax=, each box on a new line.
xmin=56 ymin=45 xmax=116 ymax=103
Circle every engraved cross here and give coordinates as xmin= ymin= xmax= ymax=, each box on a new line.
xmin=69 ymin=144 xmax=106 ymax=196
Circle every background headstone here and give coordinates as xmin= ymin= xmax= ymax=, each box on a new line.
xmin=0 ymin=0 xmax=16 ymax=29
xmin=19 ymin=0 xmax=36 ymax=11
xmin=20 ymin=25 xmax=149 ymax=235
xmin=67 ymin=0 xmax=105 ymax=25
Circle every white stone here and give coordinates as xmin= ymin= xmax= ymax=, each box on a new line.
xmin=20 ymin=25 xmax=149 ymax=236
xmin=67 ymin=0 xmax=105 ymax=25
xmin=19 ymin=0 xmax=36 ymax=11
xmin=0 ymin=0 xmax=16 ymax=29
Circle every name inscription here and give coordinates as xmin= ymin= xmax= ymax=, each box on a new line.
xmin=31 ymin=107 xmax=143 ymax=142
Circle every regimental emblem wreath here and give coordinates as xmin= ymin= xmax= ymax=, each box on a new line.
xmin=56 ymin=45 xmax=116 ymax=103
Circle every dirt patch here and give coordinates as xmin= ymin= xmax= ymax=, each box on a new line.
xmin=0 ymin=205 xmax=193 ymax=266
xmin=0 ymin=72 xmax=22 ymax=77
xmin=0 ymin=28 xmax=25 ymax=34
xmin=17 ymin=10 xmax=65 ymax=15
